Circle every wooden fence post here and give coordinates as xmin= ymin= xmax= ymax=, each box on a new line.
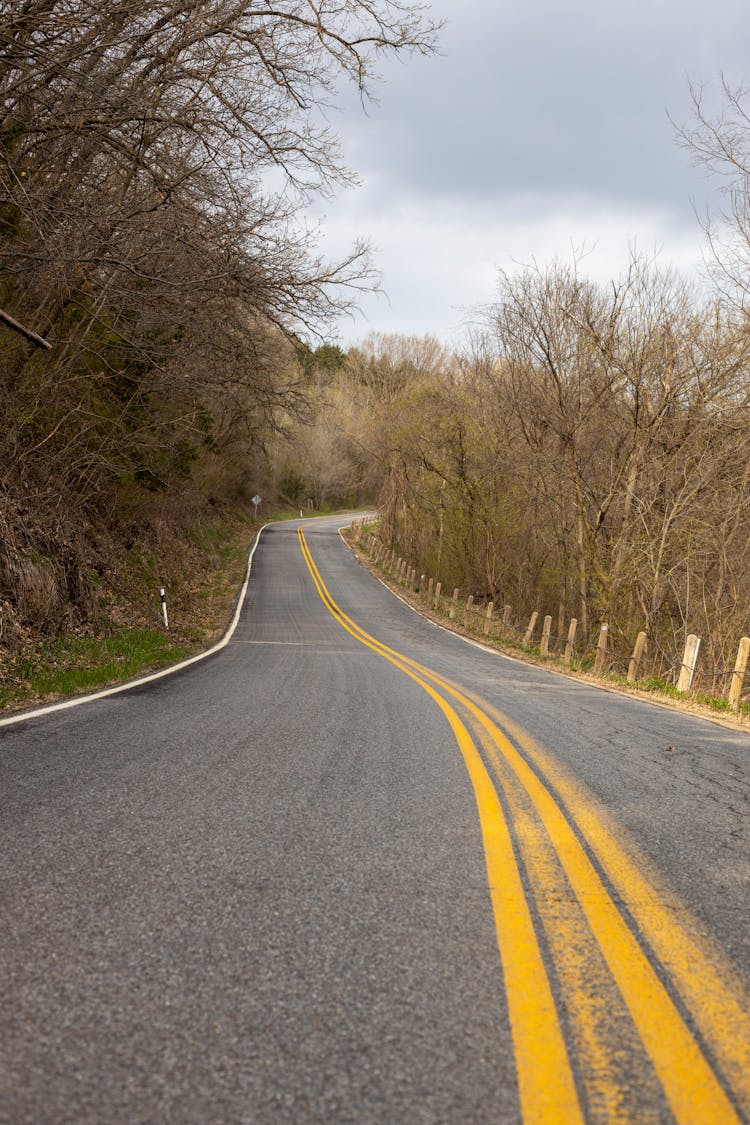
xmin=463 ymin=594 xmax=474 ymax=625
xmin=627 ymin=631 xmax=648 ymax=683
xmin=502 ymin=604 xmax=512 ymax=628
xmin=594 ymin=624 xmax=609 ymax=673
xmin=483 ymin=602 xmax=495 ymax=635
xmin=676 ymin=634 xmax=701 ymax=693
xmin=427 ymin=577 xmax=434 ymax=599
xmin=728 ymin=636 xmax=750 ymax=710
xmin=564 ymin=618 xmax=577 ymax=662
xmin=540 ymin=614 xmax=552 ymax=656
xmin=449 ymin=588 xmax=460 ymax=620
xmin=523 ymin=611 xmax=539 ymax=646
xmin=434 ymin=581 xmax=442 ymax=610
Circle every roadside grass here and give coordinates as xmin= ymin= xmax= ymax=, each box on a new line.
xmin=0 ymin=629 xmax=193 ymax=712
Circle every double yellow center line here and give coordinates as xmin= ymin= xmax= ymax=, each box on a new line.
xmin=298 ymin=528 xmax=750 ymax=1124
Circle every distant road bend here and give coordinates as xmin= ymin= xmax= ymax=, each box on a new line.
xmin=1 ymin=514 xmax=749 ymax=1124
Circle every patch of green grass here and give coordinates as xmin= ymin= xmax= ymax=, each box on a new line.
xmin=1 ymin=629 xmax=193 ymax=712
xmin=636 ymin=677 xmax=684 ymax=700
xmin=695 ymin=693 xmax=732 ymax=712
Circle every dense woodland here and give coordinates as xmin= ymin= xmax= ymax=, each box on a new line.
xmin=2 ymin=4 xmax=750 ymax=693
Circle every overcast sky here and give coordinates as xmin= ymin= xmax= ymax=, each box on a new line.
xmin=310 ymin=0 xmax=750 ymax=347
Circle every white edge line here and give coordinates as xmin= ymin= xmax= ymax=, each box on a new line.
xmin=0 ymin=524 xmax=270 ymax=729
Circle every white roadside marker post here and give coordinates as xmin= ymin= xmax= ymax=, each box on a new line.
xmin=160 ymin=587 xmax=169 ymax=629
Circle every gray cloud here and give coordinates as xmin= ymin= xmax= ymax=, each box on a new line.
xmin=333 ymin=0 xmax=750 ymax=212
xmin=310 ymin=0 xmax=750 ymax=342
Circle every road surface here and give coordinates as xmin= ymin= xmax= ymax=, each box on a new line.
xmin=1 ymin=514 xmax=749 ymax=1123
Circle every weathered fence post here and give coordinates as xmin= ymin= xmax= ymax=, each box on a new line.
xmin=523 ymin=611 xmax=539 ymax=646
xmin=449 ymin=588 xmax=460 ymax=620
xmin=433 ymin=581 xmax=442 ymax=610
xmin=502 ymin=604 xmax=512 ymax=628
xmin=427 ymin=577 xmax=434 ymax=599
xmin=564 ymin=618 xmax=577 ymax=662
xmin=463 ymin=594 xmax=474 ymax=625
xmin=676 ymin=634 xmax=701 ymax=693
xmin=728 ymin=636 xmax=750 ymax=710
xmin=627 ymin=631 xmax=648 ymax=683
xmin=594 ymin=623 xmax=609 ymax=673
xmin=483 ymin=602 xmax=495 ymax=635
xmin=539 ymin=615 xmax=552 ymax=657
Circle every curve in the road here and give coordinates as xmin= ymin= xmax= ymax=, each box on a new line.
xmin=300 ymin=527 xmax=750 ymax=1125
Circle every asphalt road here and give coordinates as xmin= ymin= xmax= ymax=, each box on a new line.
xmin=1 ymin=515 xmax=749 ymax=1124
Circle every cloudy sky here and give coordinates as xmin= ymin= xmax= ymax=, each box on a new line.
xmin=310 ymin=0 xmax=750 ymax=346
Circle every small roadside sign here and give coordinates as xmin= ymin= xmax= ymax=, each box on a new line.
xmin=251 ymin=494 xmax=262 ymax=518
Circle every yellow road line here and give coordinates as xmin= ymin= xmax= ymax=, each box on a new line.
xmin=455 ymin=684 xmax=750 ymax=1122
xmin=464 ymin=711 xmax=662 ymax=1124
xmin=297 ymin=530 xmax=583 ymax=1124
xmin=299 ymin=529 xmax=744 ymax=1125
